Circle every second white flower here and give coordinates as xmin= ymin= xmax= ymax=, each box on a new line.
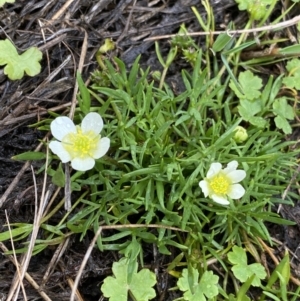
xmin=199 ymin=160 xmax=246 ymax=205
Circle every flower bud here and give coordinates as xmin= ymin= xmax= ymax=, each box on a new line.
xmin=234 ymin=126 xmax=248 ymax=143
xmin=151 ymin=71 xmax=161 ymax=81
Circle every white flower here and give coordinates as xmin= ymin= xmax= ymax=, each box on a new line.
xmin=49 ymin=112 xmax=110 ymax=171
xmin=199 ymin=161 xmax=246 ymax=205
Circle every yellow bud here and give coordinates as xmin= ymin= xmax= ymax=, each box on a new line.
xmin=99 ymin=38 xmax=115 ymax=54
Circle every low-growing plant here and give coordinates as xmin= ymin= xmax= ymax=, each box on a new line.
xmin=5 ymin=0 xmax=300 ymax=300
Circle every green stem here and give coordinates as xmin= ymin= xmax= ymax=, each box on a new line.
xmin=111 ymin=101 xmax=123 ymax=122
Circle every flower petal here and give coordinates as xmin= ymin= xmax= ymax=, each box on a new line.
xmin=93 ymin=137 xmax=110 ymax=159
xmin=81 ymin=112 xmax=103 ymax=134
xmin=49 ymin=141 xmax=72 ymax=163
xmin=207 ymin=162 xmax=222 ymax=179
xmin=227 ymin=170 xmax=246 ymax=183
xmin=50 ymin=116 xmax=76 ymax=141
xmin=71 ymin=157 xmax=95 ymax=171
xmin=211 ymin=194 xmax=230 ymax=205
xmin=223 ymin=160 xmax=238 ymax=174
xmin=199 ymin=180 xmax=210 ymax=197
xmin=227 ymin=184 xmax=245 ymax=199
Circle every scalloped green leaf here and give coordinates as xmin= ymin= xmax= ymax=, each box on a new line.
xmin=234 ymin=0 xmax=274 ymax=20
xmin=177 ymin=268 xmax=219 ymax=301
xmin=228 ymin=246 xmax=266 ymax=287
xmin=101 ymin=257 xmax=156 ymax=301
xmin=0 ymin=39 xmax=42 ymax=80
xmin=230 ymin=70 xmax=262 ymax=100
xmin=0 ymin=0 xmax=14 ymax=7
xmin=282 ymin=58 xmax=300 ymax=90
xmin=272 ymin=97 xmax=294 ymax=134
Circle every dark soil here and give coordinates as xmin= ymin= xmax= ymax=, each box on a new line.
xmin=0 ymin=0 xmax=300 ymax=300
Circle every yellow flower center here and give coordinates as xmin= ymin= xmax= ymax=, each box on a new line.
xmin=209 ymin=174 xmax=230 ymax=195
xmin=62 ymin=128 xmax=100 ymax=159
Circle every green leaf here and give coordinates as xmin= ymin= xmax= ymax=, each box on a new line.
xmin=76 ymin=71 xmax=91 ymax=115
xmin=0 ymin=224 xmax=33 ymax=242
xmin=279 ymin=44 xmax=300 ymax=56
xmin=282 ymin=58 xmax=300 ymax=90
xmin=101 ymin=257 xmax=156 ymax=301
xmin=274 ymin=116 xmax=292 ymax=134
xmin=234 ymin=0 xmax=274 ymax=20
xmin=228 ymin=293 xmax=251 ymax=301
xmin=267 ymin=251 xmax=290 ymax=288
xmin=248 ymin=116 xmax=267 ymax=128
xmin=177 ymin=268 xmax=219 ymax=301
xmin=239 ymin=99 xmax=262 ymax=116
xmin=238 ymin=99 xmax=267 ymax=128
xmin=212 ymin=32 xmax=233 ymax=52
xmin=0 ymin=39 xmax=42 ymax=80
xmin=12 ymin=151 xmax=46 ymax=161
xmin=166 ymin=46 xmax=178 ymax=66
xmin=228 ymin=245 xmax=247 ymax=266
xmin=40 ymin=224 xmax=64 ymax=236
xmin=0 ymin=0 xmax=14 ymax=7
xmin=230 ymin=70 xmax=262 ymax=100
xmin=51 ymin=163 xmax=65 ymax=187
xmin=238 ymin=106 xmax=253 ymax=120
xmin=228 ymin=246 xmax=266 ymax=287
xmin=155 ymin=42 xmax=166 ymax=68
xmin=272 ymin=97 xmax=294 ymax=134
xmin=199 ymin=271 xmax=219 ymax=298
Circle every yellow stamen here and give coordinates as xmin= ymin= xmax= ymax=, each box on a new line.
xmin=62 ymin=129 xmax=100 ymax=158
xmin=210 ymin=174 xmax=230 ymax=195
